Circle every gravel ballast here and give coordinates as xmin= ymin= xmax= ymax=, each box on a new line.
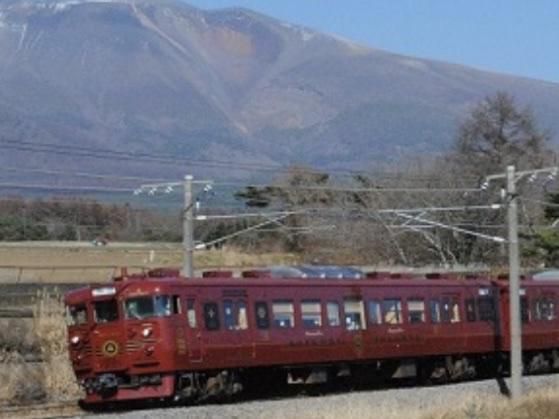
xmin=80 ymin=374 xmax=559 ymax=419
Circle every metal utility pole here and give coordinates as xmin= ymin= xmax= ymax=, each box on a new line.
xmin=183 ymin=175 xmax=194 ymax=278
xmin=483 ymin=164 xmax=559 ymax=399
xmin=136 ymin=175 xmax=213 ymax=279
xmin=507 ymin=165 xmax=522 ymax=400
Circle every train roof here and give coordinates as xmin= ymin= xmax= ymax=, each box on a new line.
xmin=64 ymin=274 xmax=493 ymax=304
xmin=64 ymin=267 xmax=559 ymax=304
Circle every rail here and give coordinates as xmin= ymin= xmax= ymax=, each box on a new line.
xmin=0 ymin=401 xmax=82 ymax=419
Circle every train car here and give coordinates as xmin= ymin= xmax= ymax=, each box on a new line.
xmin=64 ymin=269 xmax=559 ymax=406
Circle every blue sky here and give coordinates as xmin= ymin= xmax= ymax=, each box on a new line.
xmin=185 ymin=0 xmax=559 ymax=83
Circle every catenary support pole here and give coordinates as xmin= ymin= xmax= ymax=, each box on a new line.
xmin=183 ymin=175 xmax=194 ymax=278
xmin=507 ymin=165 xmax=522 ymax=399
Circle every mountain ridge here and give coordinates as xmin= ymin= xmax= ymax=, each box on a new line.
xmin=0 ymin=0 xmax=558 ymax=182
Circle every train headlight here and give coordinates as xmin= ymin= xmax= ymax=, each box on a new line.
xmin=142 ymin=327 xmax=152 ymax=338
xmin=71 ymin=336 xmax=80 ymax=345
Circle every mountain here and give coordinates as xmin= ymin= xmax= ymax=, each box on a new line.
xmin=0 ymin=0 xmax=558 ymax=182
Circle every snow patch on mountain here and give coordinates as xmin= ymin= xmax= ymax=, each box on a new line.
xmin=0 ymin=0 xmax=124 ymax=13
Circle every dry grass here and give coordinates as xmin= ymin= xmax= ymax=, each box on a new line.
xmin=0 ymin=360 xmax=46 ymax=404
xmin=31 ymin=289 xmax=82 ymax=402
xmin=423 ymin=389 xmax=559 ymax=419
xmin=0 ymin=244 xmax=299 ymax=283
xmin=0 ymin=290 xmax=82 ymax=406
xmin=0 ymin=319 xmax=40 ymax=356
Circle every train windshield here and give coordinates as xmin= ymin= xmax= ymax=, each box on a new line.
xmin=124 ymin=296 xmax=172 ymax=320
xmin=94 ymin=299 xmax=119 ymax=323
xmin=66 ymin=305 xmax=88 ymax=326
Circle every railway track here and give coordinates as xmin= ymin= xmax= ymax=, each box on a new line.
xmin=0 ymin=401 xmax=83 ymax=419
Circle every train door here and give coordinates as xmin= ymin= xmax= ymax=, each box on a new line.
xmin=367 ymin=295 xmax=406 ymax=359
xmin=399 ymin=295 xmax=429 ymax=357
xmin=184 ymin=296 xmax=203 ymax=363
xmin=529 ymin=288 xmax=558 ymax=350
xmin=497 ymin=283 xmax=531 ymax=352
xmin=342 ymin=296 xmax=367 ymax=360
xmin=251 ymin=288 xmax=272 ymax=363
xmin=500 ymin=284 xmax=545 ymax=351
xmin=221 ymin=295 xmax=252 ymax=364
xmin=168 ymin=294 xmax=188 ymax=361
xmin=90 ymin=296 xmax=127 ymax=372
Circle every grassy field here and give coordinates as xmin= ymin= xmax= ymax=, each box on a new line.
xmin=0 ymin=242 xmax=300 ymax=283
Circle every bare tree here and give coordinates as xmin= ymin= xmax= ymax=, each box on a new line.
xmin=453 ymin=91 xmax=550 ymax=178
xmin=447 ymin=92 xmax=552 ymax=264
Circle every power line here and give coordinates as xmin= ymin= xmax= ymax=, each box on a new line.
xmin=0 ymin=138 xmax=287 ymax=173
xmin=0 ymin=169 xmax=480 ymax=193
xmin=0 ymin=166 xmax=177 ymax=183
xmin=0 ymin=137 xmax=482 ymax=181
xmin=0 ymin=182 xmax=133 ymax=193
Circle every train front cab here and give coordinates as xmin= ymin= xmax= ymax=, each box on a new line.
xmin=65 ymin=282 xmax=181 ymax=406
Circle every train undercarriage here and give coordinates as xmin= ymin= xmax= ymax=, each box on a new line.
xmin=80 ymin=348 xmax=559 ymax=409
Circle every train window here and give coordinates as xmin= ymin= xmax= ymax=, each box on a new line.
xmin=255 ymin=301 xmax=270 ymax=329
xmin=407 ymin=299 xmax=425 ymax=324
xmin=172 ymin=296 xmax=181 ymax=315
xmin=94 ymin=299 xmax=119 ymax=323
xmin=521 ymin=297 xmax=530 ymax=323
xmin=430 ymin=300 xmax=441 ymax=323
xmin=382 ymin=299 xmax=403 ymax=325
xmin=224 ymin=300 xmax=235 ymax=329
xmin=66 ymin=305 xmax=88 ymax=326
xmin=204 ymin=302 xmax=220 ymax=331
xmin=439 ymin=297 xmax=460 ymax=323
xmin=187 ymin=299 xmax=197 ymax=328
xmin=301 ymin=301 xmax=322 ymax=328
xmin=124 ymin=296 xmax=173 ymax=320
xmin=272 ymin=301 xmax=295 ymax=328
xmin=238 ymin=301 xmax=248 ymax=330
xmin=535 ymin=297 xmax=556 ymax=321
xmin=344 ymin=299 xmax=366 ymax=330
xmin=465 ymin=299 xmax=477 ymax=322
xmin=441 ymin=298 xmax=451 ymax=322
xmin=477 ymin=297 xmax=495 ymax=321
xmin=223 ymin=300 xmax=248 ymax=330
xmin=451 ymin=299 xmax=461 ymax=323
xmin=368 ymin=300 xmax=382 ymax=325
xmin=327 ymin=302 xmax=341 ymax=326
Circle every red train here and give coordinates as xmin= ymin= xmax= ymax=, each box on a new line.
xmin=64 ymin=268 xmax=559 ymax=406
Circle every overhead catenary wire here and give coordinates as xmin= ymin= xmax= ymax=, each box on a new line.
xmin=194 ymin=214 xmax=292 ymax=249
xmin=0 ymin=171 xmax=479 ymax=195
xmin=518 ymin=197 xmax=559 ymax=208
xmin=211 ymin=182 xmax=482 ymax=193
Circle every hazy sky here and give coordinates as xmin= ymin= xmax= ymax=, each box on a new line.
xmin=186 ymin=0 xmax=559 ymax=83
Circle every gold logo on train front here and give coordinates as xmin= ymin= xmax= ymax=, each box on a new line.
xmin=102 ymin=340 xmax=119 ymax=357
